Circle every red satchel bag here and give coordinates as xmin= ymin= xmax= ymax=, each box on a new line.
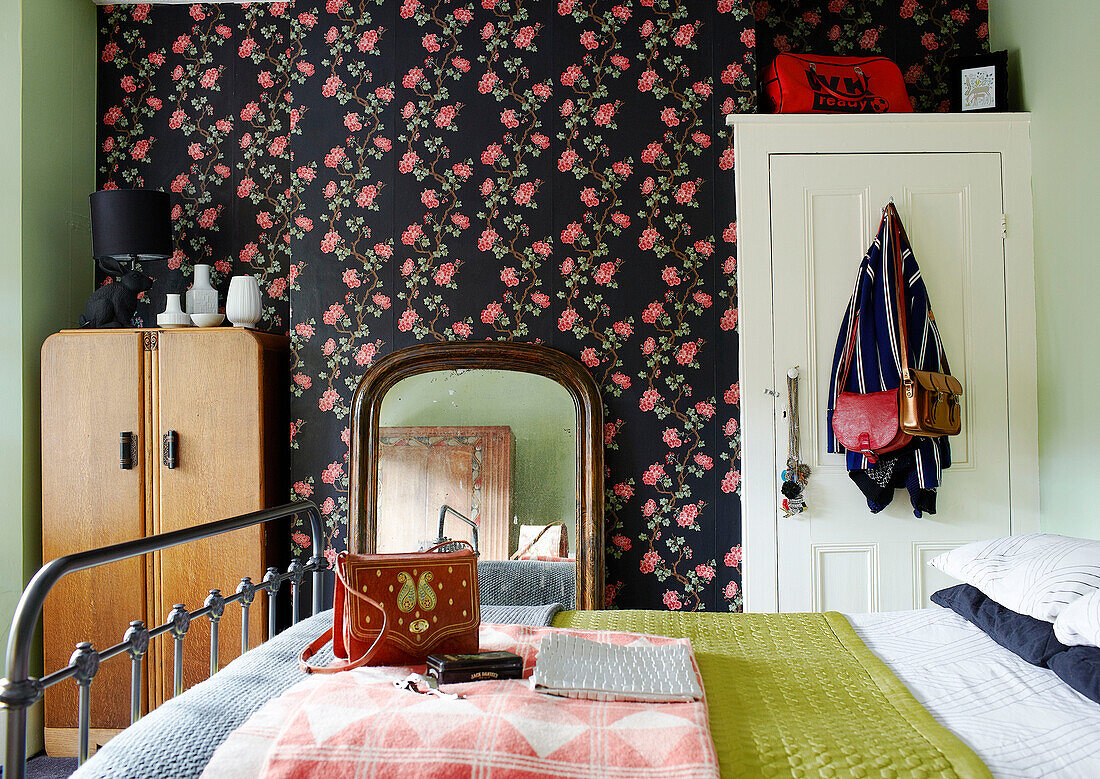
xmin=764 ymin=53 xmax=913 ymax=114
xmin=830 ymin=206 xmax=913 ymax=463
xmin=831 ymin=314 xmax=913 ymax=463
xmin=300 ymin=542 xmax=480 ymax=673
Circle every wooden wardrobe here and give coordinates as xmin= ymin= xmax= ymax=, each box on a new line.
xmin=40 ymin=327 xmax=288 ymax=756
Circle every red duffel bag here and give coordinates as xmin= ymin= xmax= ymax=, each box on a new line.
xmin=763 ymin=53 xmax=913 ymax=114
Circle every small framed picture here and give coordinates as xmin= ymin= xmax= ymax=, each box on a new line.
xmin=949 ymin=51 xmax=1009 ymax=112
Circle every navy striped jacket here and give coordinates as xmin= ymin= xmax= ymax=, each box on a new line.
xmin=826 ymin=207 xmax=951 ymax=490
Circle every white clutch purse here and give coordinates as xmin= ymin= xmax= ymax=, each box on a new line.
xmin=531 ymin=632 xmax=703 ymax=703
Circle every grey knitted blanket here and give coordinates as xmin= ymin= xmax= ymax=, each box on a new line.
xmin=70 ymin=604 xmax=562 ymax=779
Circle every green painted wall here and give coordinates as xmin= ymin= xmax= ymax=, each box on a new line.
xmin=21 ymin=0 xmax=98 ymax=582
xmin=991 ymin=2 xmax=1100 ymax=540
xmin=380 ymin=370 xmax=578 ymax=553
xmin=0 ymin=0 xmax=96 ymax=755
xmin=0 ymin=0 xmax=25 ymax=679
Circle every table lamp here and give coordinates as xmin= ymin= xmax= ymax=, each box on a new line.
xmin=90 ymin=188 xmax=172 ymax=269
xmin=80 ymin=189 xmax=173 ymax=328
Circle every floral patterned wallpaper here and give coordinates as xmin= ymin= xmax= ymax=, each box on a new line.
xmin=97 ymin=0 xmax=986 ymax=611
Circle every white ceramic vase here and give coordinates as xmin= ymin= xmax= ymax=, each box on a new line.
xmin=187 ymin=264 xmax=219 ymax=315
xmin=226 ymin=275 xmax=262 ymax=328
xmin=157 ymin=293 xmax=192 ymax=328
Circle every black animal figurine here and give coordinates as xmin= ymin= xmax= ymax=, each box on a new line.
xmin=79 ymin=258 xmax=154 ymax=328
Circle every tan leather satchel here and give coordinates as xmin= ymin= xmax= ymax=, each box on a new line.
xmin=889 ymin=204 xmax=963 ymax=437
xmin=299 ymin=542 xmax=480 ymax=673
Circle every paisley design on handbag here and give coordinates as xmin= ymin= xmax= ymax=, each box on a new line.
xmin=397 ymin=571 xmax=438 ymax=613
xmin=396 ymin=572 xmax=417 ymax=613
xmin=417 ymin=571 xmax=437 ymax=612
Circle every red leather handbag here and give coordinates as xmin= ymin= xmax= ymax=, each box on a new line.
xmin=831 ymin=301 xmax=912 ymax=462
xmin=300 ymin=542 xmax=480 ymax=673
xmin=832 ymin=381 xmax=912 ymax=463
xmin=763 ymin=53 xmax=913 ymax=114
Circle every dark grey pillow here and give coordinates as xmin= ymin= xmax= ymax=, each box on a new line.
xmin=931 ymin=583 xmax=1069 ymax=666
xmin=1049 ymin=646 xmax=1100 ymax=706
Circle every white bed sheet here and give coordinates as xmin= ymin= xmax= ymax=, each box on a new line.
xmin=848 ymin=607 xmax=1100 ymax=778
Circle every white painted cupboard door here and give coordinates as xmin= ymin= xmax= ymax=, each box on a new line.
xmin=769 ymin=153 xmax=1009 ymax=613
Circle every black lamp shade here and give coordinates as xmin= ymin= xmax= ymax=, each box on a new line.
xmin=90 ymin=189 xmax=173 ymax=262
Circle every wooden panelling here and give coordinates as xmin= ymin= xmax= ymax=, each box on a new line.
xmin=811 ymin=544 xmax=879 ymax=614
xmin=912 ymin=542 xmax=967 ymax=610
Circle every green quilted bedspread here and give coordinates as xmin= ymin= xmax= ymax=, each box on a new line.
xmin=553 ymin=610 xmax=990 ymax=779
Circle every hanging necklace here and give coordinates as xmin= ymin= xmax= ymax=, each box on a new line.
xmin=781 ymin=366 xmax=811 ymax=517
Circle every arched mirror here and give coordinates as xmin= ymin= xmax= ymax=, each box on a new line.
xmin=349 ymin=342 xmax=604 ymax=610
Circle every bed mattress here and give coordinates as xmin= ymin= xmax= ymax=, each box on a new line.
xmin=68 ymin=606 xmax=1100 ymax=778
xmin=848 ymin=608 xmax=1100 ymax=778
xmin=68 ymin=604 xmax=563 ymax=779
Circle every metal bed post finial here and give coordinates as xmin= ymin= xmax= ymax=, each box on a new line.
xmin=309 ymin=553 xmax=325 ymax=617
xmin=287 ymin=560 xmax=304 ymax=626
xmin=168 ymin=604 xmax=191 ymax=698
xmin=263 ymin=568 xmax=282 ymax=642
xmin=69 ymin=643 xmax=100 ymax=765
xmin=204 ymin=590 xmax=225 ymax=677
xmin=124 ymin=620 xmax=149 ymax=726
xmin=237 ymin=578 xmax=256 ymax=654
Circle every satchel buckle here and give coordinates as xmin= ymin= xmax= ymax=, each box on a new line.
xmin=857 ymin=433 xmax=877 ymax=464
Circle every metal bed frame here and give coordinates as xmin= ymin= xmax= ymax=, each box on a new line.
xmin=0 ymin=501 xmax=325 ymax=779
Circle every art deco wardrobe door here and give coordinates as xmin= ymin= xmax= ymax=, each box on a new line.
xmin=150 ymin=328 xmax=287 ymax=703
xmin=41 ymin=330 xmax=150 ymax=753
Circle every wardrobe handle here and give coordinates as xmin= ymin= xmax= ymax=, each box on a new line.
xmin=120 ymin=432 xmax=135 ymax=470
xmin=162 ymin=431 xmax=179 ymax=470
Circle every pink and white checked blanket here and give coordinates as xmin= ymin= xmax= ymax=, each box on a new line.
xmin=202 ymin=623 xmax=719 ymax=779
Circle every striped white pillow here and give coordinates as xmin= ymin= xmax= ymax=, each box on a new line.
xmin=1055 ymin=587 xmax=1100 ymax=648
xmin=929 ymin=534 xmax=1100 ymax=623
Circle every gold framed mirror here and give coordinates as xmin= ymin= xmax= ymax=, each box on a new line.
xmin=349 ymin=342 xmax=605 ymax=609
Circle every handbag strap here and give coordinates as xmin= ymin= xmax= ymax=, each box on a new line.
xmin=887 ymin=203 xmax=952 ymax=380
xmin=836 ymin=310 xmax=861 ymax=395
xmin=889 ymin=203 xmax=912 ymax=384
xmin=299 ymin=553 xmax=389 ymax=674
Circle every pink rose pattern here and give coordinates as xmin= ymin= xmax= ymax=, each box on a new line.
xmin=97 ymin=0 xmax=985 ymax=612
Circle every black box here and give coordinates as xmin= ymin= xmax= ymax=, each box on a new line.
xmin=425 ymin=651 xmax=524 ymax=684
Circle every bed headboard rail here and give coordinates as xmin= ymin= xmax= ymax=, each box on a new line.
xmin=0 ymin=501 xmax=324 ymax=779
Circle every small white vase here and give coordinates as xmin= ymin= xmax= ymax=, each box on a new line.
xmin=157 ymin=293 xmax=192 ymax=328
xmin=187 ymin=264 xmax=219 ymax=315
xmin=226 ymin=275 xmax=262 ymax=328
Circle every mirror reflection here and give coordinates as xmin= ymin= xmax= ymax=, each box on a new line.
xmin=376 ymin=369 xmax=577 ymax=566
